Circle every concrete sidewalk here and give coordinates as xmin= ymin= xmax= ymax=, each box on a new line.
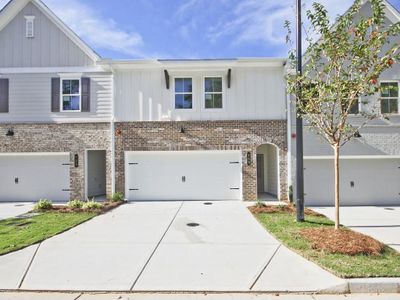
xmin=0 ymin=203 xmax=34 ymax=220
xmin=1 ymin=292 xmax=400 ymax=300
xmin=0 ymin=201 xmax=344 ymax=292
xmin=313 ymin=206 xmax=400 ymax=252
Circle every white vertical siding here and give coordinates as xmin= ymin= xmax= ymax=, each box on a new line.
xmin=0 ymin=73 xmax=113 ymax=123
xmin=114 ymin=66 xmax=287 ymax=121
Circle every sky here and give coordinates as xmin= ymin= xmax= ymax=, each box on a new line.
xmin=0 ymin=0 xmax=399 ymax=60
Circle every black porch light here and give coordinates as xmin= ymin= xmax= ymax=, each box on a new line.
xmin=246 ymin=152 xmax=252 ymax=166
xmin=6 ymin=129 xmax=14 ymax=137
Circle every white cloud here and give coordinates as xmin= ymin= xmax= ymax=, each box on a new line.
xmin=207 ymin=0 xmax=354 ymax=48
xmin=0 ymin=0 xmax=144 ymax=57
xmin=175 ymin=0 xmax=201 ymax=19
xmin=45 ymin=0 xmax=143 ymax=57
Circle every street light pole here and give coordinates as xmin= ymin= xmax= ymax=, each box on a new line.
xmin=296 ymin=0 xmax=305 ymax=222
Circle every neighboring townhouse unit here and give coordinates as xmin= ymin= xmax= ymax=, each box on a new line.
xmin=289 ymin=0 xmax=400 ymax=206
xmin=0 ymin=0 xmax=289 ymax=202
xmin=0 ymin=0 xmax=113 ymax=202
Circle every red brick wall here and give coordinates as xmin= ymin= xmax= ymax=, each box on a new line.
xmin=0 ymin=123 xmax=112 ymax=200
xmin=115 ymin=120 xmax=288 ymax=201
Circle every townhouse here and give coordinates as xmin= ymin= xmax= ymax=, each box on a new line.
xmin=0 ymin=0 xmax=289 ymax=202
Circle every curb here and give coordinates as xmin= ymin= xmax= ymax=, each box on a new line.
xmin=320 ymin=278 xmax=400 ymax=294
xmin=347 ymin=278 xmax=400 ymax=293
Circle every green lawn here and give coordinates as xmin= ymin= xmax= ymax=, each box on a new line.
xmin=253 ymin=209 xmax=400 ymax=278
xmin=0 ymin=212 xmax=97 ymax=256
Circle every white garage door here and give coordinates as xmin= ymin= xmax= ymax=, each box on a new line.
xmin=125 ymin=151 xmax=242 ymax=201
xmin=0 ymin=153 xmax=70 ymax=202
xmin=304 ymin=158 xmax=400 ymax=206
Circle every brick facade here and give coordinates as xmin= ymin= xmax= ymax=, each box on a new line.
xmin=0 ymin=123 xmax=112 ymax=200
xmin=114 ymin=120 xmax=288 ymax=201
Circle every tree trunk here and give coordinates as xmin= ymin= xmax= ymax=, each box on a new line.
xmin=334 ymin=144 xmax=340 ymax=230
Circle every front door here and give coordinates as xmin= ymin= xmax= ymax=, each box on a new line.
xmin=257 ymin=154 xmax=265 ymax=193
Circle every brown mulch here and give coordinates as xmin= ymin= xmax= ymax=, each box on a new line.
xmin=300 ymin=228 xmax=385 ymax=256
xmin=248 ymin=204 xmax=324 ymax=217
xmin=44 ymin=201 xmax=125 ymax=214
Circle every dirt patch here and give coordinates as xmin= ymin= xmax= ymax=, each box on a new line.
xmin=300 ymin=228 xmax=384 ymax=256
xmin=249 ymin=204 xmax=324 ymax=217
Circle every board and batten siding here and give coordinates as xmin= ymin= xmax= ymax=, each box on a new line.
xmin=0 ymin=2 xmax=94 ymax=68
xmin=0 ymin=73 xmax=113 ymax=123
xmin=114 ymin=67 xmax=287 ymax=121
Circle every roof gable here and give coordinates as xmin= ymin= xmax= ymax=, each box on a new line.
xmin=0 ymin=0 xmax=100 ymax=62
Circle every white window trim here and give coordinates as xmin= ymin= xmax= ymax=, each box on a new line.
xmin=173 ymin=77 xmax=194 ymax=110
xmin=379 ymin=80 xmax=399 ymax=115
xmin=202 ymin=76 xmax=225 ymax=111
xmin=24 ymin=16 xmax=35 ymax=38
xmin=60 ymin=78 xmax=82 ymax=113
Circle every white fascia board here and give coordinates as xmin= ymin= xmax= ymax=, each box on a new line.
xmin=31 ymin=0 xmax=101 ymax=62
xmin=100 ymin=58 xmax=286 ymax=70
xmin=383 ymin=0 xmax=400 ymax=23
xmin=0 ymin=152 xmax=70 ymax=156
xmin=0 ymin=66 xmax=107 ymax=74
xmin=305 ymin=155 xmax=400 ymax=160
xmin=0 ymin=0 xmax=30 ymax=31
xmin=0 ymin=0 xmax=101 ymax=62
xmin=0 ymin=119 xmax=112 ymax=124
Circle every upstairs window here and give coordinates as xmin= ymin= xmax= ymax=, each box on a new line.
xmin=175 ymin=78 xmax=193 ymax=109
xmin=61 ymin=79 xmax=81 ymax=111
xmin=204 ymin=77 xmax=223 ymax=109
xmin=25 ymin=16 xmax=35 ymax=38
xmin=380 ymin=82 xmax=399 ymax=114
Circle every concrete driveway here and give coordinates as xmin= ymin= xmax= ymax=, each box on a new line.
xmin=0 ymin=201 xmax=344 ymax=292
xmin=0 ymin=203 xmax=34 ymax=220
xmin=313 ymin=206 xmax=400 ymax=252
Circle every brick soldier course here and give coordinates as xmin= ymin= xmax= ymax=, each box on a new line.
xmin=0 ymin=123 xmax=112 ymax=200
xmin=114 ymin=120 xmax=288 ymax=201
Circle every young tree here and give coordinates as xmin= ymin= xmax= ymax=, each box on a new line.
xmin=286 ymin=0 xmax=400 ymax=229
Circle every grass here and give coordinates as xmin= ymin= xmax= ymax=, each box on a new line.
xmin=0 ymin=211 xmax=97 ymax=256
xmin=253 ymin=209 xmax=400 ymax=278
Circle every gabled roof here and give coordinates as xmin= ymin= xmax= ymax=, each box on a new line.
xmin=383 ymin=0 xmax=400 ymax=23
xmin=0 ymin=0 xmax=101 ymax=62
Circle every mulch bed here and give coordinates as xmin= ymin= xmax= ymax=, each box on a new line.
xmin=300 ymin=228 xmax=384 ymax=256
xmin=249 ymin=204 xmax=324 ymax=217
xmin=40 ymin=201 xmax=125 ymax=214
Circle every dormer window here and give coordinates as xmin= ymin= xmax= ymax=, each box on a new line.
xmin=25 ymin=16 xmax=35 ymax=38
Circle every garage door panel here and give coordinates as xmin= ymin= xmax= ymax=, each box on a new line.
xmin=126 ymin=151 xmax=242 ymax=201
xmin=0 ymin=154 xmax=70 ymax=202
xmin=305 ymin=158 xmax=400 ymax=206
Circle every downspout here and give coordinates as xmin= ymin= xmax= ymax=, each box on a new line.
xmin=110 ymin=67 xmax=116 ymax=195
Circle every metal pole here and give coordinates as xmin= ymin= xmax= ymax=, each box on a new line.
xmin=296 ymin=0 xmax=305 ymax=222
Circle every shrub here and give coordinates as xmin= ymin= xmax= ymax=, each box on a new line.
xmin=108 ymin=192 xmax=124 ymax=202
xmin=83 ymin=200 xmax=103 ymax=210
xmin=34 ymin=199 xmax=53 ymax=211
xmin=255 ymin=199 xmax=266 ymax=208
xmin=68 ymin=199 xmax=84 ymax=209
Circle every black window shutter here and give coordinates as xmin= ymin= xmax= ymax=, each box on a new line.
xmin=51 ymin=78 xmax=60 ymax=112
xmin=0 ymin=79 xmax=9 ymax=113
xmin=81 ymin=77 xmax=90 ymax=112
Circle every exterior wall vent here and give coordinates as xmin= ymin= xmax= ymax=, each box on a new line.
xmin=25 ymin=16 xmax=35 ymax=38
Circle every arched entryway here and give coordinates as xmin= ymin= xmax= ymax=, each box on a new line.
xmin=256 ymin=144 xmax=280 ymax=200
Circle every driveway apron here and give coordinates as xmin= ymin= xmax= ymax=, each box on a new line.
xmin=0 ymin=201 xmax=344 ymax=292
